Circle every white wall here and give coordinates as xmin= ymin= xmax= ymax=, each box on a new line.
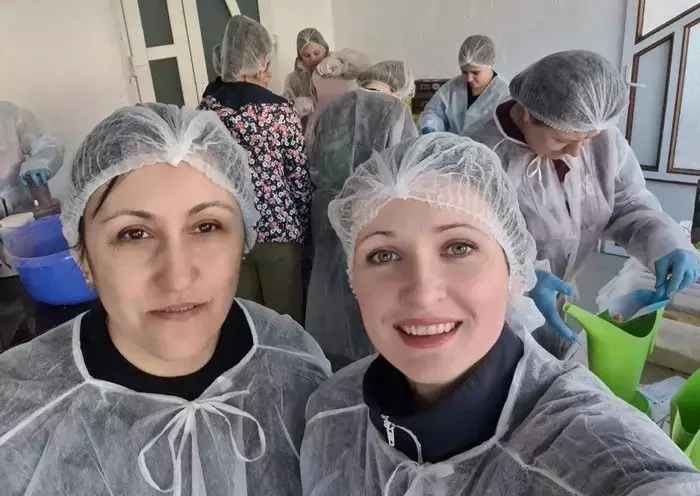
xmin=264 ymin=0 xmax=336 ymax=92
xmin=647 ymin=181 xmax=696 ymax=223
xmin=329 ymin=0 xmax=698 ymax=221
xmin=1 ymin=0 xmax=335 ymax=200
xmin=0 ymin=0 xmax=135 ymax=200
xmin=330 ymin=0 xmax=626 ymax=80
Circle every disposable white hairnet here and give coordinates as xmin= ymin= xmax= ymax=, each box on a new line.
xmin=296 ymin=27 xmax=329 ymax=57
xmin=311 ymin=90 xmax=418 ymax=191
xmin=220 ymin=15 xmax=272 ymax=81
xmin=0 ymin=101 xmax=64 ymax=218
xmin=357 ymin=60 xmax=416 ymax=100
xmin=328 ymin=133 xmax=537 ymax=297
xmin=306 ymin=90 xmax=418 ymax=366
xmin=0 ymin=299 xmax=331 ymax=495
xmin=458 ymin=35 xmax=497 ymax=67
xmin=61 ymin=103 xmax=259 ymax=253
xmin=301 ymin=330 xmax=700 ymax=495
xmin=212 ymin=43 xmax=222 ymax=76
xmin=510 ymin=50 xmax=628 ymax=132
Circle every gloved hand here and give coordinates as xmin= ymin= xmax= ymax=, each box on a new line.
xmin=421 ymin=127 xmax=438 ymax=135
xmin=21 ymin=168 xmax=52 ymax=188
xmin=654 ymin=249 xmax=699 ymax=300
xmin=293 ymin=97 xmax=315 ymax=117
xmin=530 ymin=270 xmax=578 ymax=343
xmin=316 ymin=57 xmax=348 ymax=78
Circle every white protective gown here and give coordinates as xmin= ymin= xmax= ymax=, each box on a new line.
xmin=0 ymin=299 xmax=331 ymax=496
xmin=301 ymin=329 xmax=700 ymax=495
xmin=418 ymin=75 xmax=510 ymax=136
xmin=305 ymin=89 xmax=418 ymax=367
xmin=0 ymin=102 xmax=64 ymax=217
xmin=470 ymin=117 xmax=694 ymax=284
xmin=470 ymin=116 xmax=694 ymax=357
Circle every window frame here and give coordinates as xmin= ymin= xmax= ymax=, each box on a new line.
xmin=621 ymin=0 xmax=700 ymax=184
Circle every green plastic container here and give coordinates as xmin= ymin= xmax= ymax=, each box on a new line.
xmin=563 ymin=303 xmax=664 ymax=414
xmin=671 ymin=370 xmax=700 ymax=469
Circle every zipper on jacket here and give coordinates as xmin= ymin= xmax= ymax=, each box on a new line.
xmin=382 ymin=415 xmax=396 ymax=447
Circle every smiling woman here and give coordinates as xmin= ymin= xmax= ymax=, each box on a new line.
xmin=0 ymin=103 xmax=330 ymax=495
xmin=299 ymin=133 xmax=700 ymax=495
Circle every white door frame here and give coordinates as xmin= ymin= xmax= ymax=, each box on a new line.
xmin=120 ymin=0 xmax=276 ymax=106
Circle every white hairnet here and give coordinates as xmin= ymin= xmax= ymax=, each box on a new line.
xmin=297 ymin=27 xmax=329 ymax=57
xmin=61 ymin=103 xmax=259 ymax=253
xmin=328 ymin=133 xmax=538 ymax=299
xmin=220 ymin=15 xmax=272 ymax=81
xmin=458 ymin=35 xmax=496 ymax=67
xmin=510 ymin=50 xmax=628 ymax=132
xmin=356 ymin=60 xmax=416 ymax=100
xmin=212 ymin=43 xmax=222 ymax=76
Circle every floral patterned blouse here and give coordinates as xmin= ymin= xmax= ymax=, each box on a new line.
xmin=199 ymin=81 xmax=311 ymax=244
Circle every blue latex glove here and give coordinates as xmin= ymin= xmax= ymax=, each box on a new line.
xmin=530 ymin=270 xmax=578 ymax=343
xmin=21 ymin=168 xmax=52 ymax=188
xmin=421 ymin=127 xmax=438 ymax=135
xmin=654 ymin=249 xmax=699 ymax=300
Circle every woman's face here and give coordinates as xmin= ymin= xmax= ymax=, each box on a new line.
xmin=300 ymin=43 xmax=326 ymax=70
xmin=352 ymin=197 xmax=510 ymax=392
xmin=81 ymin=163 xmax=245 ymax=376
xmin=460 ymin=64 xmax=494 ymax=94
xmin=522 ymin=110 xmax=599 ymax=159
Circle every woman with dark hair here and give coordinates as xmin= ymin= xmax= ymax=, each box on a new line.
xmin=0 ymin=103 xmax=329 ymax=495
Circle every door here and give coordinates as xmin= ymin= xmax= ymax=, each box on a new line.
xmin=121 ymin=0 xmax=274 ymax=108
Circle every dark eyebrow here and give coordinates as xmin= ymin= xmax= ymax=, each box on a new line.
xmin=189 ymin=201 xmax=236 ymax=215
xmin=102 ymin=210 xmax=154 ymax=224
xmin=101 ymin=201 xmax=235 ymax=224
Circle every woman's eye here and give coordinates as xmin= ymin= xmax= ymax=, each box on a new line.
xmin=196 ymin=222 xmax=219 ymax=234
xmin=368 ymin=250 xmax=400 ymax=265
xmin=118 ymin=229 xmax=150 ymax=242
xmin=445 ymin=241 xmax=474 ymax=257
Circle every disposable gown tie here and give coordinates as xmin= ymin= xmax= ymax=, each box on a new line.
xmin=384 ymin=460 xmax=454 ymax=496
xmin=138 ymin=389 xmax=266 ymax=496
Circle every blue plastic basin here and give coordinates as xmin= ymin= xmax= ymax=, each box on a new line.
xmin=5 ymin=215 xmax=97 ymax=306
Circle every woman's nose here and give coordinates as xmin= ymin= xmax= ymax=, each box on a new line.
xmin=399 ymin=256 xmax=446 ymax=306
xmin=155 ymin=239 xmax=196 ymax=293
xmin=566 ymin=140 xmax=584 ymax=158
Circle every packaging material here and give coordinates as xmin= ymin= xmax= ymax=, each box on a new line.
xmin=411 ymin=79 xmax=450 ymax=118
xmin=597 ymin=256 xmax=700 ymax=374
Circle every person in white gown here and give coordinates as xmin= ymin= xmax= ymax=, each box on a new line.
xmin=300 ymin=133 xmax=700 ymax=495
xmin=0 ymin=103 xmax=330 ymax=495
